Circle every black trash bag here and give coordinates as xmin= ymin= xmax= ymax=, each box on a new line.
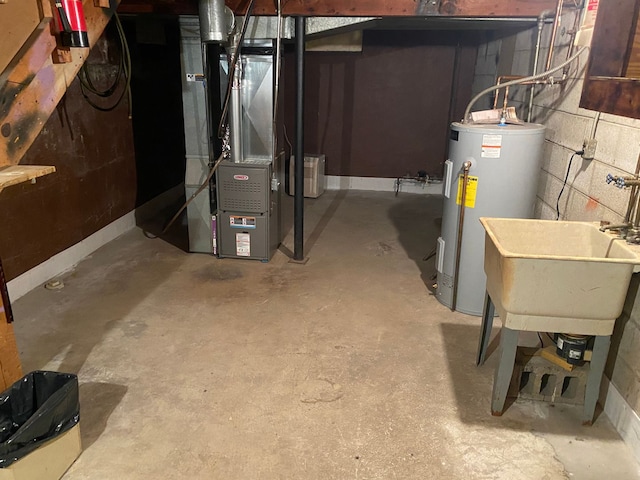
xmin=0 ymin=371 xmax=79 ymax=467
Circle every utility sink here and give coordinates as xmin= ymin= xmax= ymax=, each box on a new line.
xmin=480 ymin=218 xmax=640 ymax=335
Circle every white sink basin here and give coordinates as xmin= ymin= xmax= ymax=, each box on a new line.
xmin=480 ymin=218 xmax=639 ymax=335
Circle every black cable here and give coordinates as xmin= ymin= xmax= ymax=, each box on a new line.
xmin=423 ymin=246 xmax=437 ymax=261
xmin=217 ymin=0 xmax=257 ymax=139
xmin=79 ymin=13 xmax=132 ymax=116
xmin=160 ymin=152 xmax=225 ymax=235
xmin=537 ymin=332 xmax=544 ymax=347
xmin=556 ymin=151 xmax=582 ymax=220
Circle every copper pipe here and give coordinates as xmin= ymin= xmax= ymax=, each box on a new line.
xmin=628 ymin=152 xmax=640 ymax=227
xmin=463 ymin=47 xmax=587 ymax=122
xmin=452 ymin=161 xmax=472 ymax=312
xmin=563 ymin=4 xmax=583 ymax=76
xmin=528 ymin=9 xmax=554 ymax=122
xmin=493 ymin=76 xmax=525 ymax=109
xmin=503 ymin=86 xmax=509 ymax=113
xmin=545 ymin=0 xmax=564 ymax=71
xmin=497 ymin=75 xmax=527 ymax=81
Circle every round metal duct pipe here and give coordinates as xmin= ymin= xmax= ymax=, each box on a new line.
xmin=199 ymin=0 xmax=230 ymax=43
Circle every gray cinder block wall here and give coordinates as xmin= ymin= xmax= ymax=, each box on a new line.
xmin=471 ymin=9 xmax=640 ymax=458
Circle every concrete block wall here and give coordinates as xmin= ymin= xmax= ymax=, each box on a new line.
xmin=471 ymin=10 xmax=640 ymax=454
xmin=470 ymin=36 xmax=503 ymax=112
xmin=613 ymin=276 xmax=640 ymax=415
xmin=508 ymin=11 xmax=639 ymax=224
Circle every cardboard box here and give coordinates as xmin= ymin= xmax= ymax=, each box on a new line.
xmin=289 ymin=154 xmax=325 ymax=198
xmin=0 ymin=424 xmax=82 ymax=480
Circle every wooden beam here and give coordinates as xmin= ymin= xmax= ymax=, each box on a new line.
xmin=0 ymin=0 xmax=41 ymax=76
xmin=0 ymin=0 xmax=121 ymax=166
xmin=1 ymin=18 xmax=57 ymax=87
xmin=117 ymin=0 xmax=558 ymax=17
xmin=581 ymin=77 xmax=640 ymax=120
xmin=117 ymin=0 xmax=196 ymax=14
xmin=0 ymin=260 xmax=22 ymax=392
xmin=226 ymin=0 xmax=558 ymax=17
xmin=0 ymin=165 xmax=56 ymax=193
xmin=0 ymin=309 xmax=22 ymax=391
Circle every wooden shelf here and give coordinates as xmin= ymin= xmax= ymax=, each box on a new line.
xmin=0 ymin=165 xmax=55 ymax=193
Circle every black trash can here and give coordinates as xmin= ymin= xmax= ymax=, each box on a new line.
xmin=0 ymin=371 xmax=80 ymax=472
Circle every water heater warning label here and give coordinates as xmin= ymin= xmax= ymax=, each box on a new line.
xmin=456 ymin=175 xmax=478 ymax=208
xmin=481 ymin=134 xmax=502 ymax=158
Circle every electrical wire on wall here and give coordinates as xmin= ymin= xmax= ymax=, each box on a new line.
xmin=79 ymin=13 xmax=132 ymax=118
xmin=556 ymin=149 xmax=584 ymax=220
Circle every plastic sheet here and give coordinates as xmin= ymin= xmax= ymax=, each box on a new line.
xmin=0 ymin=371 xmax=79 ymax=467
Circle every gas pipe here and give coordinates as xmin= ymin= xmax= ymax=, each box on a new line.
xmin=55 ymin=1 xmax=89 ymax=48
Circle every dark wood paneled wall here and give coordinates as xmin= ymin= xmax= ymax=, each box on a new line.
xmin=121 ymin=17 xmax=187 ymax=205
xmin=0 ymin=27 xmax=136 ymax=280
xmin=580 ymin=0 xmax=640 ymax=119
xmin=0 ymin=18 xmax=186 ymax=281
xmin=284 ymin=30 xmax=477 ymax=178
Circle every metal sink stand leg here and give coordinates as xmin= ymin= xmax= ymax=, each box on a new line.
xmin=477 ymin=292 xmax=518 ymax=416
xmin=491 ymin=327 xmax=519 ymax=415
xmin=476 ymin=292 xmax=495 ymax=366
xmin=583 ymin=335 xmax=610 ymax=425
xmin=475 ymin=291 xmax=611 ymax=424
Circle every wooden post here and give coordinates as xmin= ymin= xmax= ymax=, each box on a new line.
xmin=0 ymin=259 xmax=22 ymax=391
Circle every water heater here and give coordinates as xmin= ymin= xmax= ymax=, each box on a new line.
xmin=436 ymin=122 xmax=546 ymax=315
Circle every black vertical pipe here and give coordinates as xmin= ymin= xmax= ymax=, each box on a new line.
xmin=205 ymin=43 xmax=223 ymax=213
xmin=294 ymin=16 xmax=305 ymax=260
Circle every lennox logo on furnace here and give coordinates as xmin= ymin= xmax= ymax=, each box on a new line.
xmin=233 ymin=175 xmax=249 ymax=181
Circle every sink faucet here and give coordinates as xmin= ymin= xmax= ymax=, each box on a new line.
xmin=599 ymin=222 xmax=638 ymax=243
xmin=604 ymin=173 xmax=640 ymax=244
xmin=599 ymin=222 xmax=631 ymax=233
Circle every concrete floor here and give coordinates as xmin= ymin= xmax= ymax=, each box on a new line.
xmin=12 ymin=190 xmax=640 ymax=479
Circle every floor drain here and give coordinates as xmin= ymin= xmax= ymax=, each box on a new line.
xmin=44 ymin=280 xmax=64 ymax=290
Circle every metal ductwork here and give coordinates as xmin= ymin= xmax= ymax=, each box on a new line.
xmin=199 ymin=0 xmax=233 ymax=43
